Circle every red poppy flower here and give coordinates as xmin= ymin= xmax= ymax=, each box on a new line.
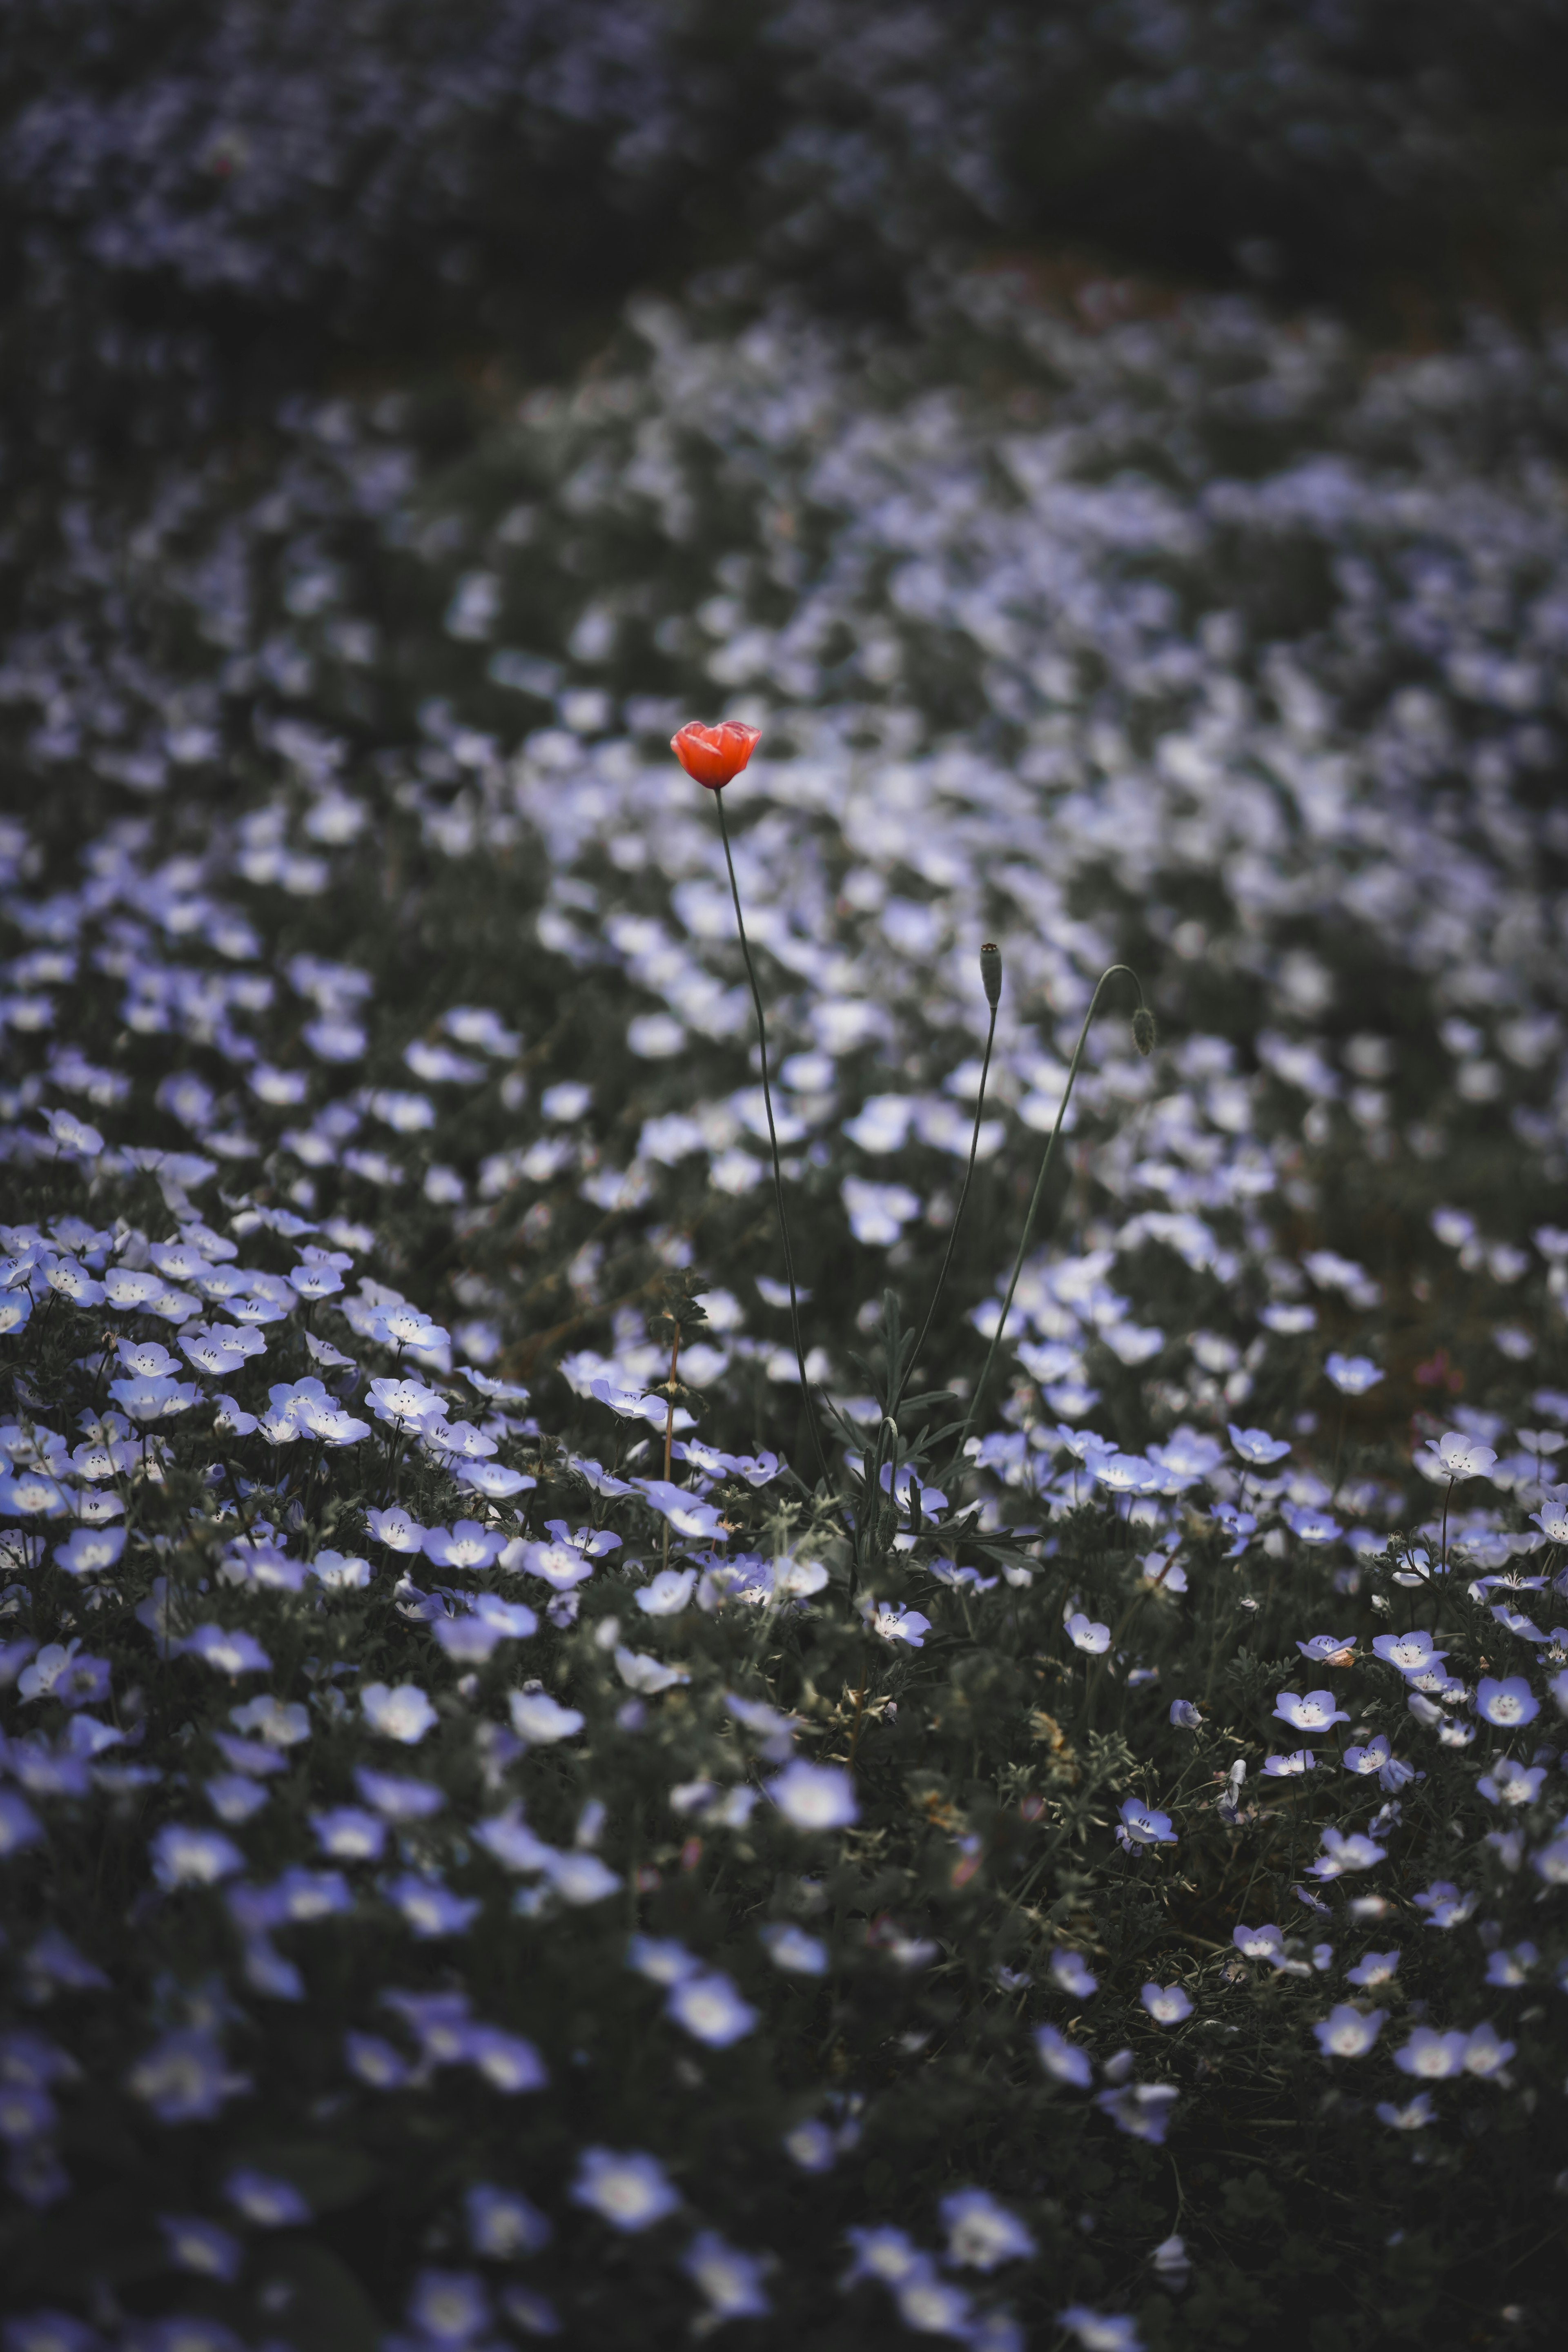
xmin=670 ymin=719 xmax=761 ymax=791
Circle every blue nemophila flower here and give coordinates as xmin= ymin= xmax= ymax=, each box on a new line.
xmin=893 ymin=2271 xmax=976 ymax=2337
xmin=1346 ymin=1949 xmax=1401 ymax=1988
xmin=0 ymin=1470 xmax=68 ymax=1518
xmin=205 ymin=1775 xmax=269 ymax=1824
xmin=18 ymin=1641 xmax=111 ymax=1708
xmin=782 ymin=2118 xmax=838 ymax=2172
xmin=614 ymin=1646 xmax=690 ymax=1695
xmin=939 ymin=2187 xmax=1036 ymax=2270
xmin=178 ymin=1327 xmax=252 ymax=1380
xmin=230 ymin=1695 xmax=309 ymax=1747
xmin=355 ymin=1769 xmax=445 ymax=1820
xmin=176 ymin=1625 xmax=272 ymax=1678
xmin=367 ymin=1376 xmax=444 ymax=1432
xmin=149 ymin=1826 xmax=245 ymax=1890
xmin=1484 ymin=1941 xmax=1537 ymax=1987
xmin=570 ymin=2147 xmax=679 ymax=2233
xmin=1168 ymin=1698 xmax=1201 ymax=1728
xmin=1140 ymin=1983 xmax=1193 ymax=2024
xmin=0 ymin=2080 xmax=55 ymax=2145
xmin=494 ymin=2281 xmax=560 ymax=2336
xmin=1312 ymin=2005 xmax=1386 ymax=2058
xmin=637 ymin=1567 xmax=697 ymax=1617
xmin=1272 ymin=1688 xmax=1350 ymax=1733
xmin=466 ymin=2182 xmax=552 ymax=2258
xmin=841 ymin=2225 xmax=929 ymax=2288
xmin=1477 ymin=1755 xmax=1546 ymax=1805
xmin=508 ymin=1689 xmax=585 ymax=1744
xmin=1264 ymin=1750 xmax=1316 ymax=1778
xmin=157 ymin=2214 xmax=242 ymax=2281
xmin=1049 ymin=1948 xmax=1098 ymax=1997
xmin=42 ymin=1258 xmax=105 ymax=1310
xmin=759 ymin=1923 xmax=829 ymax=1974
xmin=506 ymin=1540 xmax=595 ymax=1592
xmin=1413 ymin=1880 xmax=1479 ymax=1929
xmin=1034 ymin=2026 xmax=1092 ymax=2087
xmin=767 ymin=1760 xmax=858 ymax=1829
xmin=1297 ymin=1637 xmax=1363 ymax=1675
xmin=1420 ymin=1431 xmax=1497 ymax=1481
xmin=360 ymin=1682 xmax=437 ymax=1742
xmin=1233 ymin=1922 xmax=1286 ymax=1963
xmin=545 ymin=1851 xmax=621 ymax=1906
xmin=1096 ymin=2081 xmax=1178 ymax=2143
xmin=338 ymin=2032 xmax=412 ymax=2094
xmin=400 ymin=2270 xmax=493 ymax=2352
xmin=428 ymin=1610 xmax=503 ymax=1666
xmin=1474 ymin=1675 xmax=1539 ymax=1728
xmin=628 ymin=1936 xmax=700 ymax=1986
xmin=311 ymin=1806 xmax=387 ymax=1861
xmin=1325 ymin=1353 xmax=1383 ymax=1396
xmin=1393 ymin=2027 xmax=1468 ymax=2079
xmin=1461 ymin=2021 xmax=1516 ymax=2076
xmin=474 ymin=1809 xmax=554 ymax=1874
xmin=368 ymin=1506 xmax=428 ymax=1553
xmin=312 ymin=1549 xmax=372 ymax=1591
xmin=1372 ymin=1629 xmax=1448 ymax=1676
xmin=1282 ymin=1505 xmax=1342 ymax=1546
xmin=383 ymin=1873 xmax=480 ymax=1939
xmin=466 ymin=2025 xmax=548 ymax=2094
xmin=1065 ymin=1610 xmax=1111 ymax=1655
xmin=107 ymin=1373 xmax=201 ymax=1423
xmin=864 ymin=1599 xmax=930 ymax=1646
xmin=223 ymin=2167 xmax=312 ymax=2227
xmin=127 ymin=2030 xmax=248 ymax=2124
xmin=1307 ymin=1827 xmax=1387 ymax=1880
xmin=1092 ymin=1452 xmax=1160 ymax=1495
xmin=666 ymin=1971 xmax=758 ymax=2047
xmin=1058 ymin=2309 xmax=1143 ymax=2352
xmin=1376 ymin=2092 xmax=1436 ymax=2132
xmin=1116 ymin=1800 xmax=1176 ymax=1849
xmin=51 ymin=1526 xmax=124 ymax=1578
xmin=1228 ymin=1424 xmax=1291 ymax=1466
xmin=682 ymin=2230 xmax=773 ymax=2321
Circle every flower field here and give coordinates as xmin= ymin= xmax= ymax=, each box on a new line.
xmin=2 ymin=11 xmax=1568 ymax=2349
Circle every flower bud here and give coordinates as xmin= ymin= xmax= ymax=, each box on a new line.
xmin=1131 ymin=1006 xmax=1156 ymax=1057
xmin=979 ymin=942 xmax=1002 ymax=1009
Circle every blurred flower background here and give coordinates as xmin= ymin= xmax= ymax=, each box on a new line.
xmin=2 ymin=7 xmax=1568 ymax=2350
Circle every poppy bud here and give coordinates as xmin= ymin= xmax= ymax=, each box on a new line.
xmin=1131 ymin=1007 xmax=1157 ymax=1057
xmin=979 ymin=942 xmax=1002 ymax=1009
xmin=670 ymin=719 xmax=762 ymax=791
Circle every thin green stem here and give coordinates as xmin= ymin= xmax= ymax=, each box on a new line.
xmin=945 ymin=963 xmax=1145 ymax=1482
xmin=891 ymin=997 xmax=998 ymax=1428
xmin=715 ymin=788 xmax=828 ymax=1485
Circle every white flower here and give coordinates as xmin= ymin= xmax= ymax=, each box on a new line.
xmin=508 ymin=1690 xmax=585 ymax=1744
xmin=360 ymin=1682 xmax=437 ymax=1744
xmin=613 ymin=1647 xmax=690 ymax=1694
xmin=1419 ymin=1431 xmax=1498 ymax=1480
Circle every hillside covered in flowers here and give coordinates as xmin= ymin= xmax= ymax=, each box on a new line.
xmin=2 ymin=9 xmax=1568 ymax=2351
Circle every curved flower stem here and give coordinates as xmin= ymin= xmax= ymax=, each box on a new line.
xmin=661 ymin=1326 xmax=681 ymax=1575
xmin=889 ymin=995 xmax=998 ymax=1428
xmin=945 ymin=963 xmax=1146 ymax=1483
xmin=714 ymin=787 xmax=828 ymax=1485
